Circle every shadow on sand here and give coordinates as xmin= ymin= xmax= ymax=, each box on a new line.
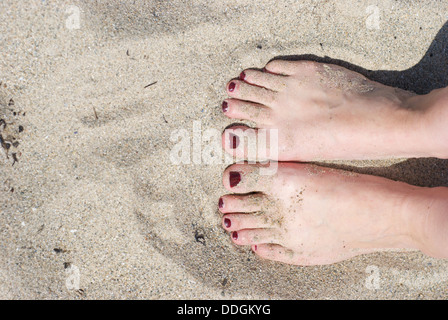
xmin=274 ymin=21 xmax=448 ymax=187
xmin=137 ymin=21 xmax=448 ymax=299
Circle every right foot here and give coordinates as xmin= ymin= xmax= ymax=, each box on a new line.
xmin=219 ymin=163 xmax=448 ymax=266
xmin=222 ymin=60 xmax=448 ymax=161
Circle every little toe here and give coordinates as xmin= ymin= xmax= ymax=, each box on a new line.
xmin=253 ymin=244 xmax=298 ymax=264
xmin=264 ymin=59 xmax=318 ymax=76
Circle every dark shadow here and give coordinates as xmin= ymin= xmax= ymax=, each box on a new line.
xmin=272 ymin=21 xmax=448 ymax=187
xmin=316 ymin=157 xmax=448 ymax=188
xmin=273 ymin=21 xmax=448 ymax=95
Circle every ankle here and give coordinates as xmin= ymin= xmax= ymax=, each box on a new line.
xmin=410 ymin=88 xmax=448 ymax=158
xmin=406 ymin=187 xmax=448 ymax=258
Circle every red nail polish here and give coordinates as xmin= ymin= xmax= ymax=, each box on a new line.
xmin=232 ymin=231 xmax=238 ymax=240
xmin=222 ymin=101 xmax=228 ymax=113
xmin=229 ymin=133 xmax=239 ymax=149
xmin=253 ymin=245 xmax=257 ymax=251
xmin=239 ymin=71 xmax=246 ymax=80
xmin=218 ymin=197 xmax=224 ymax=209
xmin=229 ymin=171 xmax=241 ymax=188
xmin=224 ymin=218 xmax=231 ymax=228
xmin=228 ymin=82 xmax=236 ymax=92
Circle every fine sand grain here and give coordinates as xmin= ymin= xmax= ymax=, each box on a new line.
xmin=1 ymin=0 xmax=448 ymax=299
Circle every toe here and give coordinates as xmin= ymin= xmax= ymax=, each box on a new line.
xmin=218 ymin=193 xmax=265 ymax=213
xmin=222 ymin=126 xmax=279 ymax=162
xmin=227 ymin=80 xmax=276 ymax=106
xmin=264 ymin=59 xmax=318 ymax=76
xmin=222 ymin=99 xmax=272 ymax=125
xmin=222 ymin=163 xmax=275 ymax=193
xmin=222 ymin=213 xmax=272 ymax=232
xmin=253 ymin=244 xmax=298 ymax=264
xmin=231 ymin=228 xmax=279 ymax=246
xmin=241 ymin=69 xmax=288 ymax=92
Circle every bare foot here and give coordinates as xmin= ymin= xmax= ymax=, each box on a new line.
xmin=221 ymin=60 xmax=448 ymax=161
xmin=218 ymin=163 xmax=448 ymax=266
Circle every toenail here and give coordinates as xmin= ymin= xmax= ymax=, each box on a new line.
xmin=253 ymin=245 xmax=257 ymax=251
xmin=218 ymin=197 xmax=224 ymax=209
xmin=228 ymin=82 xmax=236 ymax=92
xmin=232 ymin=231 xmax=238 ymax=240
xmin=222 ymin=101 xmax=228 ymax=113
xmin=229 ymin=133 xmax=239 ymax=149
xmin=229 ymin=171 xmax=241 ymax=188
xmin=239 ymin=71 xmax=246 ymax=80
xmin=224 ymin=218 xmax=231 ymax=228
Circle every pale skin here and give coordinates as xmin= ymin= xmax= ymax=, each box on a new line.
xmin=218 ymin=60 xmax=448 ymax=266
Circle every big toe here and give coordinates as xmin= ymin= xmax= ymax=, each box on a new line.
xmin=222 ymin=163 xmax=276 ymax=193
xmin=221 ymin=126 xmax=279 ymax=162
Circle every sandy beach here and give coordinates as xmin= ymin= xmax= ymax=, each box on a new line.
xmin=1 ymin=0 xmax=448 ymax=299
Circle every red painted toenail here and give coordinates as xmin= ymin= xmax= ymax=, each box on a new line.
xmin=228 ymin=82 xmax=236 ymax=92
xmin=239 ymin=71 xmax=246 ymax=80
xmin=232 ymin=231 xmax=238 ymax=240
xmin=222 ymin=101 xmax=228 ymax=113
xmin=229 ymin=171 xmax=241 ymax=188
xmin=229 ymin=133 xmax=239 ymax=149
xmin=224 ymin=218 xmax=231 ymax=228
xmin=253 ymin=245 xmax=257 ymax=251
xmin=218 ymin=197 xmax=224 ymax=209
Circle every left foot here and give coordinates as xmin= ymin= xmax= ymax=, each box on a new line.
xmin=218 ymin=163 xmax=448 ymax=266
xmin=221 ymin=60 xmax=448 ymax=161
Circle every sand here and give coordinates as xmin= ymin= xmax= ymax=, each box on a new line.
xmin=0 ymin=0 xmax=448 ymax=299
